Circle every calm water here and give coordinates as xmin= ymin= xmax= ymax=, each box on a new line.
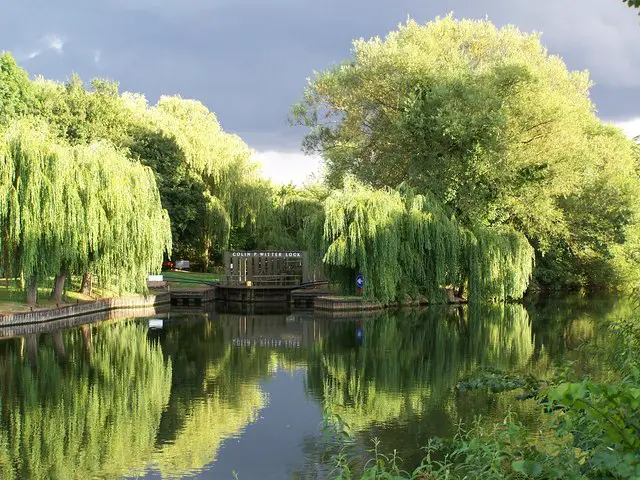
xmin=0 ymin=295 xmax=624 ymax=479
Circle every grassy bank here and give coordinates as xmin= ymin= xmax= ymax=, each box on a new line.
xmin=0 ymin=277 xmax=118 ymax=314
xmin=0 ymin=272 xmax=219 ymax=314
xmin=161 ymin=271 xmax=221 ymax=284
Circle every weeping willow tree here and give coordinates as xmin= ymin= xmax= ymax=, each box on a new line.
xmin=4 ymin=57 xmax=282 ymax=269
xmin=0 ymin=322 xmax=172 ymax=480
xmin=0 ymin=121 xmax=171 ymax=303
xmin=303 ymin=177 xmax=534 ymax=303
xmin=0 ymin=123 xmax=63 ymax=302
xmin=77 ymin=141 xmax=172 ymax=294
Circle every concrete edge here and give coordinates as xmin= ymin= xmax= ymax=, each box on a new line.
xmin=0 ymin=293 xmax=171 ymax=328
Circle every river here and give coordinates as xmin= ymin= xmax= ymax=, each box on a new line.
xmin=0 ymin=294 xmax=625 ymax=479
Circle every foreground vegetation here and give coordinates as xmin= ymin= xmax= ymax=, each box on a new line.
xmin=321 ymin=308 xmax=640 ymax=479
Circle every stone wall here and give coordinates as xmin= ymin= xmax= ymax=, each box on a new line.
xmin=0 ymin=293 xmax=171 ymax=329
xmin=314 ymin=296 xmax=385 ymax=312
xmin=0 ymin=304 xmax=170 ymax=339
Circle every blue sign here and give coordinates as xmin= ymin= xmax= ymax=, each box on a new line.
xmin=355 ymin=327 xmax=364 ymax=345
xmin=356 ymin=274 xmax=364 ymax=288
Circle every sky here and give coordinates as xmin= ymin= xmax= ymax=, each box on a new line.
xmin=1 ymin=1 xmax=639 ymax=185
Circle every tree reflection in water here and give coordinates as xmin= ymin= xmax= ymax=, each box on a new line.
xmin=0 ymin=296 xmax=624 ymax=479
xmin=0 ymin=322 xmax=172 ymax=480
xmin=303 ymin=305 xmax=535 ymax=461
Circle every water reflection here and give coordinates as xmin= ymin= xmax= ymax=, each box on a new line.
xmin=0 ymin=322 xmax=172 ymax=480
xmin=0 ymin=296 xmax=624 ymax=479
xmin=148 ymin=314 xmax=270 ymax=478
xmin=302 ymin=304 xmax=536 ymax=467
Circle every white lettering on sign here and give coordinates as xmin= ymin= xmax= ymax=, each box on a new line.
xmin=232 ymin=338 xmax=301 ymax=348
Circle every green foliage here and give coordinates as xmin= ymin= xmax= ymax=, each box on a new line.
xmin=535 ymin=125 xmax=640 ymax=290
xmin=623 ymin=0 xmax=640 ymax=12
xmin=0 ymin=121 xmax=171 ymax=294
xmin=304 ymin=177 xmax=534 ymax=302
xmin=125 ymin=94 xmax=274 ymax=262
xmin=0 ymin=322 xmax=173 ymax=480
xmin=457 ymin=367 xmax=540 ymax=395
xmin=294 ymin=16 xmax=640 ymax=291
xmin=271 ymin=183 xmax=329 ymax=249
xmin=0 ymin=52 xmax=273 ymax=273
xmin=30 ymin=75 xmax=130 ymax=146
xmin=321 ymin=303 xmax=640 ymax=480
xmin=0 ymin=53 xmax=35 ymax=125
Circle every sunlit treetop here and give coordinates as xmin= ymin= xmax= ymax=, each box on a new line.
xmin=623 ymin=0 xmax=640 ymax=10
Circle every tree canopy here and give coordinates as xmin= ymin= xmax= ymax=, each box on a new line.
xmin=0 ymin=121 xmax=171 ymax=298
xmin=25 ymin=71 xmax=272 ymax=266
xmin=293 ymin=17 xmax=640 ymax=291
xmin=3 ymin=11 xmax=639 ymax=302
xmin=0 ymin=52 xmax=273 ymax=303
xmin=302 ymin=177 xmax=533 ymax=303
xmin=0 ymin=53 xmax=34 ymax=125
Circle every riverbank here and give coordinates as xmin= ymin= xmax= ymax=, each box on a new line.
xmin=0 ymin=292 xmax=171 ymax=328
xmin=0 ymin=271 xmax=220 ymax=316
xmin=0 ymin=286 xmax=99 ymax=314
xmin=314 ymin=290 xmax=466 ymax=312
xmin=0 ymin=277 xmax=468 ymax=326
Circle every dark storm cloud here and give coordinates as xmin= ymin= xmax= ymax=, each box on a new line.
xmin=1 ymin=1 xmax=639 ymax=151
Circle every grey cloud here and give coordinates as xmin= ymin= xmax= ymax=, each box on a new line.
xmin=1 ymin=0 xmax=639 ymax=151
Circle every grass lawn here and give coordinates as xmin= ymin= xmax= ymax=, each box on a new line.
xmin=0 ymin=271 xmax=222 ymax=314
xmin=0 ymin=286 xmax=94 ymax=314
xmin=0 ymin=277 xmax=118 ymax=314
xmin=161 ymin=271 xmax=221 ymax=284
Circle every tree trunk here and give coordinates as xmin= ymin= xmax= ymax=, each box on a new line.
xmin=25 ymin=276 xmax=37 ymax=306
xmin=2 ymin=230 xmax=9 ymax=289
xmin=203 ymin=245 xmax=210 ymax=273
xmin=79 ymin=272 xmax=92 ymax=296
xmin=51 ymin=268 xmax=67 ymax=302
xmin=51 ymin=330 xmax=67 ymax=362
xmin=81 ymin=324 xmax=93 ymax=360
xmin=26 ymin=334 xmax=38 ymax=368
